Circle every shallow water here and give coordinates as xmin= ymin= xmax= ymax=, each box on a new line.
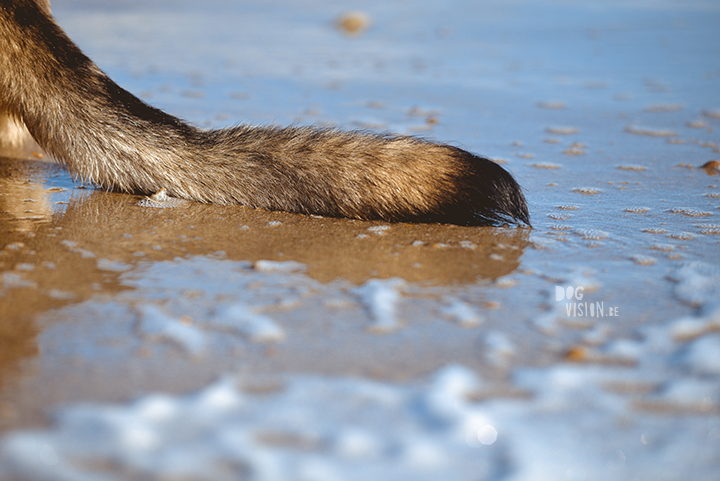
xmin=1 ymin=0 xmax=719 ymax=479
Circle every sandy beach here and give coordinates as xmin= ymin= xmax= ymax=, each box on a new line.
xmin=1 ymin=0 xmax=719 ymax=479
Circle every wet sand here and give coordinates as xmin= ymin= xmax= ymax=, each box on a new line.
xmin=1 ymin=0 xmax=719 ymax=479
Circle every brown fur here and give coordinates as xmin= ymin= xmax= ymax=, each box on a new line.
xmin=0 ymin=0 xmax=529 ymax=226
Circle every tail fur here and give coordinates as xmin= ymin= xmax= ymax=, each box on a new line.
xmin=0 ymin=0 xmax=529 ymax=226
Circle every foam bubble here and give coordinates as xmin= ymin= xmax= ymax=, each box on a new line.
xmin=253 ymin=260 xmax=306 ymax=273
xmin=137 ymin=304 xmax=206 ymax=355
xmin=212 ymin=304 xmax=286 ymax=343
xmin=355 ymin=278 xmax=405 ymax=333
xmin=680 ymin=334 xmax=720 ymax=375
xmin=441 ymin=299 xmax=483 ymax=327
xmin=670 ymin=262 xmax=720 ymax=307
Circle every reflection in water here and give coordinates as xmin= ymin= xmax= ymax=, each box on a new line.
xmin=0 ymin=177 xmax=53 ymax=232
xmin=0 ymin=158 xmax=82 ymax=398
xmin=51 ymin=190 xmax=529 ymax=285
xmin=0 ymin=156 xmax=528 ymax=419
xmin=0 ymin=116 xmax=44 ymax=162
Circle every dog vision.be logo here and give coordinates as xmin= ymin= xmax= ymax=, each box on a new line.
xmin=555 ymin=286 xmax=619 ymax=317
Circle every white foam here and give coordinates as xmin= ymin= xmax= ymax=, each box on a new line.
xmin=354 ymin=278 xmax=405 ymax=333
xmin=680 ymin=334 xmax=720 ymax=375
xmin=366 ymin=225 xmax=391 ymax=235
xmin=1 ymin=272 xmax=37 ymax=289
xmin=212 ymin=304 xmax=286 ymax=343
xmin=602 ymin=338 xmax=642 ymax=363
xmin=484 ymin=331 xmax=515 ymax=365
xmin=61 ymin=240 xmax=95 ymax=259
xmin=253 ymin=260 xmax=306 ymax=273
xmin=96 ymin=258 xmax=132 ymax=272
xmin=658 ymin=378 xmax=719 ymax=407
xmin=3 ymin=357 xmax=717 ymax=481
xmin=441 ymin=299 xmax=483 ymax=327
xmin=136 ymin=304 xmax=206 ymax=355
xmin=0 ymin=366 xmax=502 ymax=481
xmin=670 ymin=262 xmax=720 ymax=308
xmin=28 ymin=258 xmax=713 ymax=480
